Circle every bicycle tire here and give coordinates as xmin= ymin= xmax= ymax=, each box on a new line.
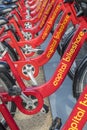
xmin=57 ymin=26 xmax=76 ymax=79
xmin=2 ymin=41 xmax=18 ymax=61
xmin=0 ymin=71 xmax=16 ymax=128
xmin=73 ymin=55 xmax=87 ymax=99
xmin=57 ymin=27 xmax=87 ymax=80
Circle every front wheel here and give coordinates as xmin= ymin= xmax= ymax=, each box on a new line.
xmin=57 ymin=26 xmax=76 ymax=79
xmin=73 ymin=56 xmax=87 ymax=99
xmin=57 ymin=26 xmax=87 ymax=80
xmin=2 ymin=41 xmax=18 ymax=61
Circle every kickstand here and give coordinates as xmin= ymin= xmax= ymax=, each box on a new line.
xmin=49 ymin=117 xmax=62 ymax=130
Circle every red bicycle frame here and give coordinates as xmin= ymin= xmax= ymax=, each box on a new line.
xmin=7 ymin=0 xmax=48 ymax=29
xmin=22 ymin=0 xmax=49 ymax=24
xmin=0 ymin=1 xmax=87 ymax=130
xmin=0 ymin=18 xmax=87 ymax=130
xmin=0 ymin=1 xmax=68 ymax=81
xmin=17 ymin=0 xmax=44 ymax=18
xmin=0 ymin=1 xmax=84 ymax=81
xmin=10 ymin=0 xmax=54 ymax=33
xmin=0 ymin=0 xmax=61 ymax=58
xmin=62 ymin=85 xmax=87 ymax=129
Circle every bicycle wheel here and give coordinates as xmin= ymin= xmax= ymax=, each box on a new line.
xmin=57 ymin=26 xmax=76 ymax=79
xmin=2 ymin=41 xmax=18 ymax=61
xmin=73 ymin=56 xmax=87 ymax=99
xmin=57 ymin=26 xmax=87 ymax=79
xmin=0 ymin=71 xmax=16 ymax=128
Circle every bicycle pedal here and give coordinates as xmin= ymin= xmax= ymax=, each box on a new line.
xmin=37 ymin=50 xmax=44 ymax=55
xmin=49 ymin=117 xmax=62 ymax=130
xmin=40 ymin=104 xmax=49 ymax=114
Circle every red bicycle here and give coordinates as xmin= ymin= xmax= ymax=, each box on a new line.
xmin=0 ymin=0 xmax=87 ymax=130
xmin=3 ymin=0 xmax=41 ymax=18
xmin=0 ymin=0 xmax=81 ymax=83
xmin=0 ymin=0 xmax=60 ymax=56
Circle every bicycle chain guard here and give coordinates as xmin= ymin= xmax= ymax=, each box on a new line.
xmin=14 ymin=90 xmax=44 ymax=115
xmin=24 ymin=22 xmax=33 ymax=29
xmin=22 ymin=31 xmax=33 ymax=40
xmin=14 ymin=60 xmax=39 ymax=80
xmin=21 ymin=44 xmax=35 ymax=57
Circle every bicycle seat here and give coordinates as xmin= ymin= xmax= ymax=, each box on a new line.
xmin=0 ymin=18 xmax=8 ymax=26
xmin=0 ymin=7 xmax=13 ymax=16
xmin=7 ymin=4 xmax=18 ymax=9
xmin=2 ymin=0 xmax=18 ymax=4
xmin=0 ymin=4 xmax=18 ymax=9
xmin=64 ymin=0 xmax=74 ymax=3
xmin=0 ymin=4 xmax=7 ymax=9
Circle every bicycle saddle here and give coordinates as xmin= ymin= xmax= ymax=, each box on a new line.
xmin=0 ymin=4 xmax=18 ymax=9
xmin=63 ymin=0 xmax=74 ymax=3
xmin=0 ymin=18 xmax=8 ymax=26
xmin=0 ymin=7 xmax=13 ymax=16
xmin=2 ymin=0 xmax=18 ymax=4
xmin=7 ymin=4 xmax=18 ymax=9
xmin=0 ymin=4 xmax=7 ymax=9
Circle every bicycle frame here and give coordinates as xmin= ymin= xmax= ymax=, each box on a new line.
xmin=0 ymin=1 xmax=70 ymax=81
xmin=9 ymin=0 xmax=79 ymax=47
xmin=17 ymin=0 xmax=44 ymax=18
xmin=18 ymin=0 xmax=39 ymax=11
xmin=0 ymin=1 xmax=85 ymax=81
xmin=0 ymin=1 xmax=87 ymax=130
xmin=11 ymin=0 xmax=62 ymax=41
xmin=18 ymin=0 xmax=49 ymax=23
xmin=62 ymin=85 xmax=87 ymax=129
xmin=26 ymin=0 xmax=37 ymax=6
xmin=9 ymin=0 xmax=54 ymax=33
xmin=0 ymin=0 xmax=61 ymax=58
xmin=0 ymin=16 xmax=87 ymax=130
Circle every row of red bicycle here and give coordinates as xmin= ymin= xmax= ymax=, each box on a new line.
xmin=0 ymin=0 xmax=87 ymax=129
